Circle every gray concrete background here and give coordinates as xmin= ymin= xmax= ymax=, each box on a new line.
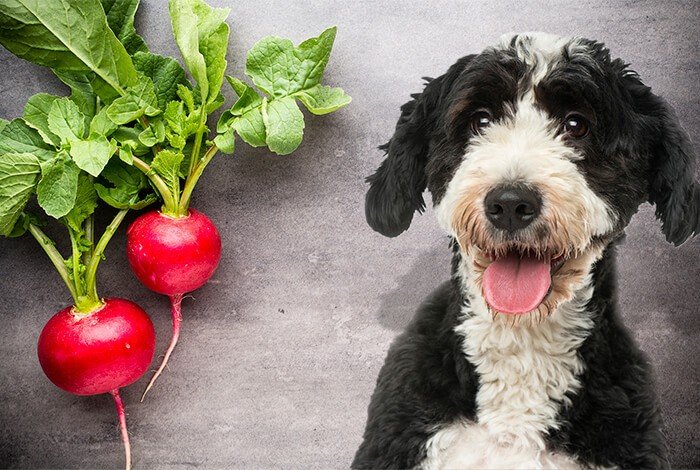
xmin=0 ymin=0 xmax=698 ymax=468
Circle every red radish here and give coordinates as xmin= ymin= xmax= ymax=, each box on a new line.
xmin=126 ymin=209 xmax=221 ymax=399
xmin=38 ymin=298 xmax=156 ymax=470
xmin=117 ymin=21 xmax=348 ymax=403
xmin=126 ymin=210 xmax=221 ymax=295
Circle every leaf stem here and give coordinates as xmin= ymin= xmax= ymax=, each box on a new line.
xmin=188 ymin=109 xmax=208 ymax=176
xmin=28 ymin=223 xmax=79 ymax=305
xmin=132 ymin=156 xmax=177 ymax=213
xmin=83 ymin=214 xmax=94 ymax=266
xmin=68 ymin=229 xmax=84 ymax=297
xmin=178 ymin=144 xmax=219 ymax=214
xmin=83 ymin=209 xmax=129 ymax=308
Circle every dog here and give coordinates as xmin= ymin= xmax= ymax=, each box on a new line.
xmin=352 ymin=32 xmax=698 ymax=469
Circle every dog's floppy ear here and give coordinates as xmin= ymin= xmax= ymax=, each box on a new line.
xmin=622 ymin=71 xmax=700 ymax=245
xmin=365 ymin=56 xmax=472 ymax=237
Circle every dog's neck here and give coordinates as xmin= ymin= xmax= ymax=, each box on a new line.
xmin=447 ymin=240 xmax=610 ymax=449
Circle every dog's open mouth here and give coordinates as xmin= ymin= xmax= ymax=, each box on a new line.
xmin=481 ymin=248 xmax=566 ymax=315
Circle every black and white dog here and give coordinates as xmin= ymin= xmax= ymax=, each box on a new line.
xmin=353 ymin=32 xmax=698 ymax=469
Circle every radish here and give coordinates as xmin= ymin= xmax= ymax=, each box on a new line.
xmin=38 ymin=299 xmax=155 ymax=470
xmin=124 ymin=1 xmax=350 ymax=400
xmin=126 ymin=209 xmax=220 ymax=399
xmin=126 ymin=209 xmax=221 ymax=296
xmin=15 ymin=209 xmax=158 ymax=470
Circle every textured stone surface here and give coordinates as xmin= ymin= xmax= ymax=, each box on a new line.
xmin=0 ymin=0 xmax=698 ymax=468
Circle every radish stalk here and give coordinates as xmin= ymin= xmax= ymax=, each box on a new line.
xmin=27 ymin=224 xmax=80 ymax=303
xmin=84 ymin=209 xmax=129 ymax=305
xmin=178 ymin=144 xmax=218 ymax=214
xmin=132 ymin=156 xmax=176 ymax=213
xmin=83 ymin=215 xmax=94 ymax=265
xmin=187 ymin=109 xmax=209 ymax=176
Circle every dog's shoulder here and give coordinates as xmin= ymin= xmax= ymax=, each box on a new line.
xmin=548 ymin=258 xmax=668 ymax=468
xmin=352 ymin=280 xmax=479 ymax=469
xmin=376 ymin=279 xmax=477 ymax=402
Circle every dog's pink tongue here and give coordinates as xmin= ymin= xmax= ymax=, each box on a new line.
xmin=483 ymin=251 xmax=551 ymax=314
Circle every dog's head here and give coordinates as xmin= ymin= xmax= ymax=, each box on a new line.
xmin=366 ymin=32 xmax=699 ymax=320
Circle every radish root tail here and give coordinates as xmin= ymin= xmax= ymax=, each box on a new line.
xmin=141 ymin=293 xmax=183 ymax=401
xmin=110 ymin=388 xmax=131 ymax=470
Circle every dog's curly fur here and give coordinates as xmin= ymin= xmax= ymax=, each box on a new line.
xmin=354 ymin=32 xmax=698 ymax=469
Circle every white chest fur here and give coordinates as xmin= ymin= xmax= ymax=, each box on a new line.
xmin=421 ymin=421 xmax=582 ymax=469
xmin=420 ymin=278 xmax=595 ymax=469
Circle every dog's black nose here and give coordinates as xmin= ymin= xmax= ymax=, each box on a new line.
xmin=484 ymin=185 xmax=541 ymax=231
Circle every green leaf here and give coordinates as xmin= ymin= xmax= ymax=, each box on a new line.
xmin=69 ymin=135 xmax=115 ymax=177
xmin=164 ymin=101 xmax=187 ymax=132
xmin=53 ymin=70 xmax=100 ymax=123
xmin=0 ymin=119 xmax=56 ymax=162
xmin=177 ymin=84 xmax=196 ymax=113
xmin=138 ymin=119 xmax=166 ymax=146
xmin=37 ymin=154 xmax=80 ymax=219
xmin=112 ymin=127 xmax=149 ymax=155
xmin=89 ymin=107 xmax=119 ymax=137
xmin=101 ymin=0 xmax=148 ymax=55
xmin=216 ymin=109 xmax=234 ymax=133
xmin=205 ymin=92 xmax=225 ymax=113
xmin=47 ymin=98 xmax=86 ymax=144
xmin=95 ymin=159 xmax=156 ymax=209
xmin=262 ymin=96 xmax=304 ymax=155
xmin=226 ymin=76 xmax=263 ymax=116
xmin=213 ymin=127 xmax=235 ymax=154
xmin=218 ymin=27 xmax=349 ymax=154
xmin=133 ymin=51 xmax=189 ymax=110
xmin=169 ymin=0 xmax=229 ymax=106
xmin=150 ymin=149 xmax=183 ymax=201
xmin=295 ymin=84 xmax=351 ymax=115
xmin=7 ymin=212 xmax=40 ymax=238
xmin=23 ymin=93 xmax=61 ymax=146
xmin=0 ymin=119 xmax=8 ymax=133
xmin=63 ymin=173 xmax=97 ymax=231
xmin=216 ymin=78 xmax=263 ymax=146
xmin=0 ymin=152 xmax=41 ymax=237
xmin=164 ymin=101 xmax=198 ymax=150
xmin=106 ymin=77 xmax=160 ymax=124
xmin=245 ymin=27 xmax=337 ymax=97
xmin=0 ymin=0 xmax=138 ymax=94
xmin=232 ymin=108 xmax=266 ymax=147
xmin=118 ymin=144 xmax=134 ymax=164
xmin=166 ymin=133 xmax=187 ymax=151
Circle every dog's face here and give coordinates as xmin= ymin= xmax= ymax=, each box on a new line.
xmin=366 ymin=32 xmax=698 ymax=321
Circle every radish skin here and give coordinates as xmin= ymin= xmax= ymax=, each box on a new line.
xmin=127 ymin=209 xmax=221 ymax=398
xmin=38 ymin=299 xmax=156 ymax=395
xmin=127 ymin=210 xmax=221 ymax=295
xmin=38 ymin=298 xmax=156 ymax=469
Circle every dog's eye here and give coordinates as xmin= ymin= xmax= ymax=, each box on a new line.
xmin=470 ymin=111 xmax=492 ymax=135
xmin=564 ymin=114 xmax=589 ymax=138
